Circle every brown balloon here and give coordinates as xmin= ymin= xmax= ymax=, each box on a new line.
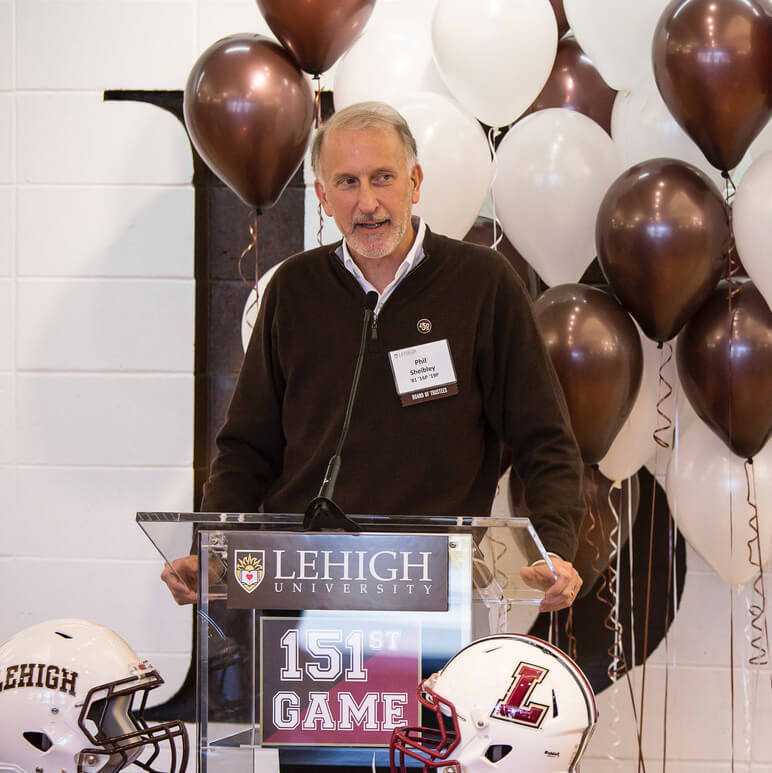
xmin=652 ymin=0 xmax=772 ymax=172
xmin=257 ymin=0 xmax=376 ymax=76
xmin=677 ymin=280 xmax=772 ymax=459
xmin=549 ymin=0 xmax=570 ymax=37
xmin=184 ymin=35 xmax=314 ymax=210
xmin=533 ymin=284 xmax=643 ymax=465
xmin=508 ymin=464 xmax=640 ymax=594
xmin=522 ymin=36 xmax=616 ymax=134
xmin=596 ymin=158 xmax=729 ymax=343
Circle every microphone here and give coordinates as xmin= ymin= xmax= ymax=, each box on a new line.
xmin=303 ymin=290 xmax=378 ymax=531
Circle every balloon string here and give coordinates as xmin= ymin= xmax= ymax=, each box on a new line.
xmin=600 ymin=565 xmax=649 ymax=773
xmin=614 ymin=470 xmax=647 ymax=773
xmin=725 ymin=193 xmax=740 ymax=290
xmin=239 ymin=210 xmax=260 ymax=329
xmin=666 ymin=392 xmax=683 ymax=769
xmin=745 ymin=459 xmax=770 ymax=668
xmin=730 ymin=584 xmax=736 ymax=772
xmin=313 ymin=76 xmax=323 ymax=129
xmin=549 ymin=610 xmax=557 ymax=649
xmin=606 ymin=481 xmax=624 ymax=764
xmin=654 ymin=342 xmax=674 ymax=449
xmin=722 ymin=169 xmax=737 ymax=205
xmin=591 ymin=473 xmax=630 ymax=756
xmin=586 ymin=469 xmax=618 ymax=672
xmin=622 ymin=473 xmax=649 ymax=772
xmin=487 ymin=127 xmax=504 ymax=251
xmin=605 ymin=479 xmax=625 ymax=683
xmin=313 ymin=77 xmax=325 ymax=246
xmin=628 ymin=472 xmax=637 ymax=695
xmin=661 ymin=489 xmax=676 ymax=771
xmin=564 ymin=606 xmax=577 ymax=663
xmin=583 ymin=477 xmax=602 ymax=585
xmin=642 ymin=383 xmax=673 ymax=772
xmin=317 ymin=201 xmax=325 ymax=247
xmin=637 ymin=466 xmax=658 ymax=773
xmin=607 ymin=683 xmax=623 ymax=764
xmin=621 ymin=659 xmax=648 ymax=773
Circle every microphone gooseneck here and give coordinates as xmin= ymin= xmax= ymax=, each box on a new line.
xmin=304 ymin=291 xmax=378 ymax=531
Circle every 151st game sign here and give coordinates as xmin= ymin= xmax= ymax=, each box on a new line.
xmin=226 ymin=531 xmax=450 ymax=747
xmin=260 ymin=616 xmax=421 ymax=746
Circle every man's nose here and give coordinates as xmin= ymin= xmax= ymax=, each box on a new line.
xmin=357 ymin=183 xmax=379 ymax=213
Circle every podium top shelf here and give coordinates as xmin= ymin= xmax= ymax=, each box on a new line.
xmin=137 ymin=511 xmax=536 ymax=530
xmin=136 ymin=511 xmax=553 ymax=584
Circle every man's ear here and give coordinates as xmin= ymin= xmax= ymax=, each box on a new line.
xmin=314 ymin=180 xmax=334 ymax=216
xmin=411 ymin=163 xmax=424 ymax=205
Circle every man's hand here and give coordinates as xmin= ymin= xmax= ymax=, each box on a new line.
xmin=520 ymin=556 xmax=582 ymax=613
xmin=160 ymin=555 xmax=198 ymax=606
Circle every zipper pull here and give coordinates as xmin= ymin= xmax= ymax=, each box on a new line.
xmin=371 ymin=316 xmax=378 ymax=341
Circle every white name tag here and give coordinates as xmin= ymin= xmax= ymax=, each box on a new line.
xmin=388 ymin=339 xmax=459 ymax=406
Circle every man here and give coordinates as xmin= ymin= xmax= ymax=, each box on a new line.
xmin=162 ymin=101 xmax=585 ymax=612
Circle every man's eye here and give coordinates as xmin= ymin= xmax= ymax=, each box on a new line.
xmin=375 ymin=174 xmax=393 ymax=184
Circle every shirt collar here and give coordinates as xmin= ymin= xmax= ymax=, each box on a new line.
xmin=339 ymin=216 xmax=426 ymax=286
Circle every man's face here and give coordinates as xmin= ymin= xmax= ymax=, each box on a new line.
xmin=314 ymin=125 xmax=423 ymax=265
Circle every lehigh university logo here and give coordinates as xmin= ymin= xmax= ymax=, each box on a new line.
xmin=234 ymin=550 xmax=264 ymax=593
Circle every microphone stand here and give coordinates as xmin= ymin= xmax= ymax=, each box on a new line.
xmin=303 ymin=291 xmax=378 ymax=531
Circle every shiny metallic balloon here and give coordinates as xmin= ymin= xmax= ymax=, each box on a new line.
xmin=596 ymin=158 xmax=729 ymax=343
xmin=184 ymin=34 xmax=314 ymax=210
xmin=257 ymin=0 xmax=376 ymax=76
xmin=677 ymin=280 xmax=772 ymax=460
xmin=653 ymin=0 xmax=772 ymax=172
xmin=522 ymin=36 xmax=616 ymax=134
xmin=533 ymin=284 xmax=643 ymax=465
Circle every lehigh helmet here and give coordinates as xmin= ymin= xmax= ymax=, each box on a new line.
xmin=0 ymin=618 xmax=188 ymax=773
xmin=390 ymin=633 xmax=597 ymax=772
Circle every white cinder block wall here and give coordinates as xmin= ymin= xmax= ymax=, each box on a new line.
xmin=1 ymin=0 xmax=770 ymax=768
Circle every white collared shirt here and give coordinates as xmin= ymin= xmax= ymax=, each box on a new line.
xmin=337 ymin=217 xmax=426 ymax=316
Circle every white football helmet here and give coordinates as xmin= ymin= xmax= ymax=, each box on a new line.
xmin=390 ymin=634 xmax=597 ymax=772
xmin=0 ymin=619 xmax=188 ymax=773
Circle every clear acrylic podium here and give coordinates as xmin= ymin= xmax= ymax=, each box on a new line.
xmin=137 ymin=512 xmax=554 ymax=771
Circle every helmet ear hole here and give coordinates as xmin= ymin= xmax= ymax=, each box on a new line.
xmin=484 ymin=744 xmax=513 ymax=762
xmin=22 ymin=731 xmax=53 ymax=752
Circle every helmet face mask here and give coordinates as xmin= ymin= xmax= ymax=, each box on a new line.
xmin=390 ymin=681 xmax=462 ymax=771
xmin=390 ymin=634 xmax=597 ymax=773
xmin=0 ymin=619 xmax=189 ymax=773
xmin=77 ymin=663 xmax=187 ymax=773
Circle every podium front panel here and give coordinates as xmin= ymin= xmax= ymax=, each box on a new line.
xmin=137 ymin=512 xmax=552 ymax=771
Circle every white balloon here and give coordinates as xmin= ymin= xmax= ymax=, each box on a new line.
xmin=394 ymin=93 xmax=492 ymax=239
xmin=666 ymin=421 xmax=772 ymax=587
xmin=600 ymin=329 xmax=696 ymax=481
xmin=493 ymin=108 xmax=621 ymax=287
xmin=750 ymin=119 xmax=772 ymax=159
xmin=733 ymin=151 xmax=772 ymax=308
xmin=431 ymin=0 xmax=558 ymax=128
xmin=241 ymin=261 xmax=283 ymax=353
xmin=564 ymin=0 xmax=670 ymax=91
xmin=611 ymin=74 xmax=729 ymax=192
xmin=333 ymin=20 xmax=451 ymax=111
